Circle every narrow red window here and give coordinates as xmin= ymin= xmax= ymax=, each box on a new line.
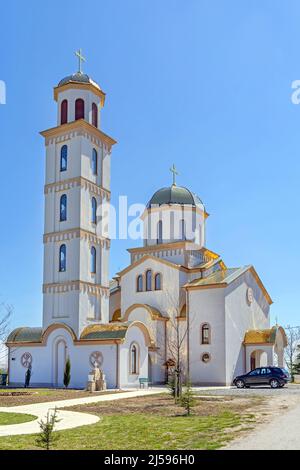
xmin=92 ymin=102 xmax=98 ymax=127
xmin=75 ymin=98 xmax=84 ymax=120
xmin=61 ymin=99 xmax=68 ymax=125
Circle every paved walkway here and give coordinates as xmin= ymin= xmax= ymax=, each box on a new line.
xmin=227 ymin=400 xmax=300 ymax=450
xmin=0 ymin=388 xmax=165 ymax=437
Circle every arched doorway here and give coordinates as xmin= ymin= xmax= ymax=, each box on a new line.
xmin=250 ymin=350 xmax=268 ymax=370
xmin=53 ymin=338 xmax=67 ymax=387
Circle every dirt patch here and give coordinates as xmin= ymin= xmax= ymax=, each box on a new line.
xmin=0 ymin=389 xmax=123 ymax=407
xmin=65 ymin=393 xmax=265 ymax=418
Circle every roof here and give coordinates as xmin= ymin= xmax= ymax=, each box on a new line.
xmin=187 ymin=267 xmax=249 ymax=288
xmin=244 ymin=326 xmax=279 ymax=345
xmin=80 ymin=323 xmax=129 ymax=340
xmin=185 ymin=265 xmax=273 ymax=305
xmin=147 ymin=184 xmax=204 ymax=209
xmin=57 ymin=72 xmax=101 ymax=90
xmin=7 ymin=327 xmax=43 ymax=343
xmin=117 ymin=254 xmax=184 ymax=277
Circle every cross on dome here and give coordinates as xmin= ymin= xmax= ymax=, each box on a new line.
xmin=75 ymin=48 xmax=86 ymax=74
xmin=170 ymin=163 xmax=179 ymax=186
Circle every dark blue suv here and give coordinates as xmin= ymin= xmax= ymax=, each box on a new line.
xmin=233 ymin=367 xmax=290 ymax=389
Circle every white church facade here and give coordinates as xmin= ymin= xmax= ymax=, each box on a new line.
xmin=6 ymin=62 xmax=287 ymax=388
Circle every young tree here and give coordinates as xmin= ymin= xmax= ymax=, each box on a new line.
xmin=36 ymin=408 xmax=60 ymax=450
xmin=63 ymin=356 xmax=71 ymax=388
xmin=24 ymin=366 xmax=32 ymax=388
xmin=180 ymin=381 xmax=196 ymax=416
xmin=284 ymin=326 xmax=300 ymax=379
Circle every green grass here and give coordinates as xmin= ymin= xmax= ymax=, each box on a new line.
xmin=0 ymin=412 xmax=36 ymax=426
xmin=0 ymin=411 xmax=253 ymax=450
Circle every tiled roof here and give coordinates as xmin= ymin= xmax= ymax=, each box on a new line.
xmin=187 ymin=266 xmax=250 ymax=287
xmin=7 ymin=327 xmax=43 ymax=343
xmin=80 ymin=323 xmax=130 ymax=340
xmin=244 ymin=327 xmax=277 ymax=345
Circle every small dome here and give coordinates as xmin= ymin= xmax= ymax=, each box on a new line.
xmin=57 ymin=72 xmax=101 ymax=90
xmin=147 ymin=185 xmax=204 ymax=209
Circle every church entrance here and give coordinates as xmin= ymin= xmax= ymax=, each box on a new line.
xmin=53 ymin=338 xmax=67 ymax=387
xmin=250 ymin=350 xmax=268 ymax=370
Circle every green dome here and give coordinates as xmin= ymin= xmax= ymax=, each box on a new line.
xmin=58 ymin=72 xmax=101 ymax=90
xmin=147 ymin=185 xmax=204 ymax=209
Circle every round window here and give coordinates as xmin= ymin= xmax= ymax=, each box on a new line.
xmin=201 ymin=353 xmax=211 ymax=363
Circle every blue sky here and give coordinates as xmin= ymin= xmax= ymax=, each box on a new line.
xmin=0 ymin=0 xmax=300 ymax=331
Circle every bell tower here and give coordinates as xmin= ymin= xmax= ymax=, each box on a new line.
xmin=40 ymin=51 xmax=116 ymax=337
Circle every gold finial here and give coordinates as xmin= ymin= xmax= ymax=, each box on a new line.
xmin=170 ymin=164 xmax=179 ymax=186
xmin=75 ymin=49 xmax=86 ymax=74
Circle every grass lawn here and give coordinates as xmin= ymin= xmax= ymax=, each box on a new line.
xmin=0 ymin=412 xmax=36 ymax=426
xmin=0 ymin=394 xmax=262 ymax=450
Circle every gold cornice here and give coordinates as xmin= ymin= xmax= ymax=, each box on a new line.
xmin=128 ymin=240 xmax=191 ymax=254
xmin=53 ymin=82 xmax=106 ymax=105
xmin=44 ymin=176 xmax=110 ymax=199
xmin=43 ymin=228 xmax=110 ymax=247
xmin=40 ymin=119 xmax=117 ymax=148
xmin=43 ymin=280 xmax=110 ymax=297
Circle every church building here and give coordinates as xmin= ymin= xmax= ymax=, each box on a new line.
xmin=6 ymin=58 xmax=287 ymax=388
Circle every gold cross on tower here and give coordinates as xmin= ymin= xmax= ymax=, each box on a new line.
xmin=170 ymin=164 xmax=179 ymax=186
xmin=75 ymin=49 xmax=86 ymax=74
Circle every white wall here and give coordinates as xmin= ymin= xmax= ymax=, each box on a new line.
xmin=188 ymin=288 xmax=226 ymax=385
xmin=119 ymin=325 xmax=148 ymax=387
xmin=224 ymin=270 xmax=270 ymax=383
xmin=9 ymin=328 xmax=117 ymax=389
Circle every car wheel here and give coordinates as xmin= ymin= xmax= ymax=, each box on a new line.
xmin=235 ymin=379 xmax=245 ymax=389
xmin=270 ymin=379 xmax=280 ymax=389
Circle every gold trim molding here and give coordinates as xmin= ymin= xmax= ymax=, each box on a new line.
xmin=40 ymin=119 xmax=116 ymax=149
xmin=44 ymin=176 xmax=110 ymax=200
xmin=43 ymin=228 xmax=110 ymax=248
xmin=43 ymin=280 xmax=110 ymax=297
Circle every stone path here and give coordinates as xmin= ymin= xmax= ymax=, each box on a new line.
xmin=0 ymin=388 xmax=165 ymax=437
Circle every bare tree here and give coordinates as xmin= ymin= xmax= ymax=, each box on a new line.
xmin=0 ymin=303 xmax=12 ymax=341
xmin=0 ymin=303 xmax=13 ymax=369
xmin=284 ymin=325 xmax=300 ymax=378
xmin=159 ymin=289 xmax=194 ymax=402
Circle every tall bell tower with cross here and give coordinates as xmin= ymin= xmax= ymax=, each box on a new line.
xmin=40 ymin=52 xmax=116 ymax=337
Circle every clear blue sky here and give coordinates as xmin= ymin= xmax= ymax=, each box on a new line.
xmin=0 ymin=0 xmax=299 ymax=330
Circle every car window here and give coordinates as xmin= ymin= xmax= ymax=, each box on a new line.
xmin=261 ymin=368 xmax=271 ymax=375
xmin=249 ymin=369 xmax=260 ymax=376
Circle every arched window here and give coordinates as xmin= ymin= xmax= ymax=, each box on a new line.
xmin=130 ymin=344 xmax=138 ymax=374
xmin=90 ymin=246 xmax=96 ymax=273
xmin=92 ymin=102 xmax=98 ymax=127
xmin=59 ymin=244 xmax=66 ymax=272
xmin=92 ymin=148 xmax=98 ymax=175
xmin=154 ymin=273 xmax=161 ymax=290
xmin=146 ymin=270 xmax=152 ymax=291
xmin=201 ymin=323 xmax=211 ymax=345
xmin=137 ymin=275 xmax=143 ymax=292
xmin=61 ymin=99 xmax=68 ymax=125
xmin=180 ymin=219 xmax=186 ymax=240
xmin=75 ymin=98 xmax=84 ymax=120
xmin=91 ymin=197 xmax=97 ymax=224
xmin=157 ymin=221 xmax=163 ymax=244
xmin=60 ymin=194 xmax=67 ymax=221
xmin=60 ymin=145 xmax=68 ymax=172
